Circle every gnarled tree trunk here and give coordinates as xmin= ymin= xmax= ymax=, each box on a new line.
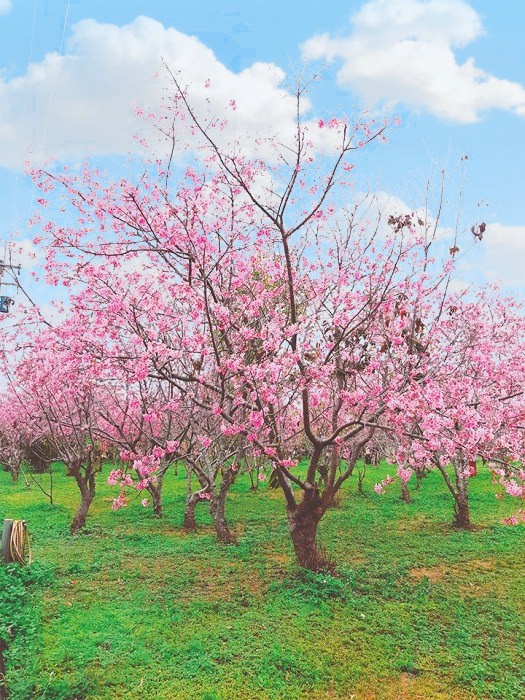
xmin=183 ymin=491 xmax=201 ymax=530
xmin=209 ymin=469 xmax=237 ymax=544
xmin=453 ymin=470 xmax=471 ymax=529
xmin=146 ymin=469 xmax=165 ymax=517
xmin=148 ymin=482 xmax=163 ymax=517
xmin=9 ymin=463 xmax=20 ymax=482
xmin=183 ymin=465 xmax=210 ymax=531
xmin=436 ymin=459 xmax=472 ymax=530
xmin=287 ymin=489 xmax=331 ymax=572
xmin=69 ymin=460 xmax=96 ymax=535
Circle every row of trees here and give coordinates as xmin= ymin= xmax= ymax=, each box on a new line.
xmin=1 ymin=75 xmax=524 ymax=570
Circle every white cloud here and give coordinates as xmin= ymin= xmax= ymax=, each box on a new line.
xmin=348 ymin=193 xmax=525 ymax=294
xmin=301 ymin=0 xmax=525 ymax=123
xmin=363 ymin=195 xmax=525 ymax=290
xmin=0 ymin=16 xmax=308 ymax=169
xmin=354 ymin=189 xmax=452 ymax=242
xmin=479 ymin=223 xmax=525 ymax=288
xmin=0 ymin=1 xmax=12 ymax=15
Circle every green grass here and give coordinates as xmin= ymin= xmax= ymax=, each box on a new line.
xmin=0 ymin=462 xmax=524 ymax=699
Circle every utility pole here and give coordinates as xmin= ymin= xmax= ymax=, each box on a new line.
xmin=0 ymin=260 xmax=20 ymax=313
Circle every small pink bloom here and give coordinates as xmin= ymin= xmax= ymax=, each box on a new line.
xmin=279 ymin=458 xmax=298 ymax=469
xmin=165 ymin=440 xmax=177 ymax=453
xmin=111 ymin=494 xmax=127 ymax=510
xmin=107 ymin=469 xmax=122 ymax=486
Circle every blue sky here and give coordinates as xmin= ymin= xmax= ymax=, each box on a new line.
xmin=0 ymin=0 xmax=524 ymax=304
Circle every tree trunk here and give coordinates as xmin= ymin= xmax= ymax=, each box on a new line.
xmin=70 ymin=466 xmax=96 ymax=535
xmin=70 ymin=486 xmax=95 ymax=534
xmin=209 ymin=491 xmax=235 ymax=544
xmin=248 ymin=469 xmax=259 ymax=491
xmin=183 ymin=466 xmax=208 ymax=530
xmin=454 ymin=496 xmax=471 ymax=529
xmin=453 ymin=472 xmax=471 ymax=529
xmin=287 ymin=493 xmax=332 ymax=572
xmin=209 ymin=471 xmax=236 ymax=544
xmin=357 ymin=470 xmax=365 ymax=495
xmin=147 ymin=475 xmax=164 ymax=517
xmin=183 ymin=492 xmax=200 ymax=531
xmin=149 ymin=485 xmax=162 ymax=517
xmin=436 ymin=460 xmax=472 ymax=530
xmin=401 ymin=482 xmax=411 ymax=504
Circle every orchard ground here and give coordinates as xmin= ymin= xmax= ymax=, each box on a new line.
xmin=1 ymin=461 xmax=524 ymax=700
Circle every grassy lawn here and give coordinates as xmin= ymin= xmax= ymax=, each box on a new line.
xmin=0 ymin=462 xmax=524 ymax=699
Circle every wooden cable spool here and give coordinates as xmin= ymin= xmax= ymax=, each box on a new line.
xmin=1 ymin=519 xmax=31 ymax=565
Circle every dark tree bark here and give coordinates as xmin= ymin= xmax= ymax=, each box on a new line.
xmin=146 ymin=470 xmax=165 ymax=517
xmin=183 ymin=491 xmax=201 ymax=530
xmin=272 ymin=433 xmax=374 ymax=571
xmin=435 ymin=459 xmax=472 ymax=530
xmin=209 ymin=469 xmax=237 ymax=544
xmin=248 ymin=469 xmax=259 ymax=491
xmin=401 ymin=482 xmax=411 ymax=504
xmin=148 ymin=483 xmax=163 ymax=517
xmin=183 ymin=465 xmax=209 ymax=531
xmin=453 ymin=471 xmax=471 ymax=529
xmin=286 ymin=488 xmax=332 ymax=572
xmin=69 ymin=459 xmax=96 ymax=535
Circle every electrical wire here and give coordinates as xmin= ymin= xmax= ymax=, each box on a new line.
xmin=39 ymin=0 xmax=71 ymax=153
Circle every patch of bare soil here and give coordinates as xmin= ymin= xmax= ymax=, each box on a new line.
xmin=410 ymin=564 xmax=448 ymax=582
xmin=303 ymin=674 xmax=480 ymax=699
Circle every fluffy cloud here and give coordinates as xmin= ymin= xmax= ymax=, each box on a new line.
xmin=0 ymin=16 xmax=308 ymax=169
xmin=369 ymin=195 xmax=525 ymax=290
xmin=354 ymin=190 xmax=452 ymax=242
xmin=302 ymin=0 xmax=525 ymax=123
xmin=478 ymin=223 xmax=525 ymax=288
